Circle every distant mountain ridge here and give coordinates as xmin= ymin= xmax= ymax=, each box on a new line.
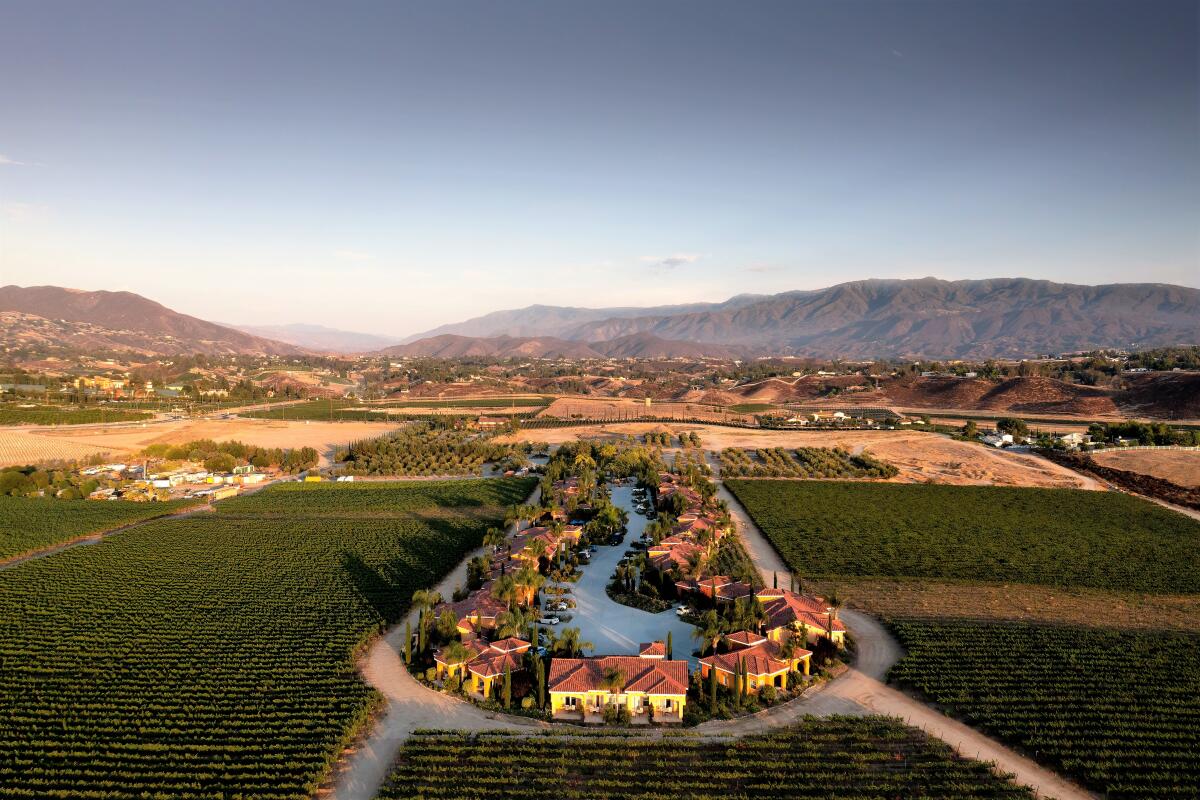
xmin=379 ymin=332 xmax=748 ymax=360
xmin=403 ymin=278 xmax=1200 ymax=359
xmin=0 ymin=285 xmax=300 ymax=355
xmin=231 ymin=322 xmax=402 ymax=353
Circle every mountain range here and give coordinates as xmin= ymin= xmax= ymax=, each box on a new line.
xmin=1 ymin=278 xmax=1197 ymax=359
xmin=401 ymin=278 xmax=1200 ymax=359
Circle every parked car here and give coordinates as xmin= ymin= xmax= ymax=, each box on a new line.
xmin=534 ymin=646 xmax=548 ymax=657
xmin=537 ymin=616 xmax=560 ymax=626
xmin=675 ymin=607 xmax=692 ymax=617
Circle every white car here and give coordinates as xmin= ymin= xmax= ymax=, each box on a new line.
xmin=675 ymin=607 xmax=692 ymax=617
xmin=537 ymin=616 xmax=560 ymax=625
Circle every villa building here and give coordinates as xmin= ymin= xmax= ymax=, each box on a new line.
xmin=756 ymin=588 xmax=846 ymax=647
xmin=548 ymin=644 xmax=688 ymax=723
xmin=698 ymin=630 xmax=811 ymax=693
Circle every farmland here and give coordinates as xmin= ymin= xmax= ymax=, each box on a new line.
xmin=0 ymin=495 xmax=199 ymax=561
xmin=217 ymin=476 xmax=537 ymax=517
xmin=380 ymin=718 xmax=1035 ymax=799
xmin=0 ymin=404 xmax=153 ymax=426
xmin=724 ymin=480 xmax=1200 ymax=593
xmin=241 ymin=397 xmax=550 ymax=421
xmin=887 ymin=620 xmax=1200 ymax=799
xmin=1091 ymin=447 xmax=1200 ymax=488
xmin=718 ymin=446 xmax=898 ymax=479
xmin=0 ymin=478 xmax=521 ymax=798
xmin=341 ymin=423 xmax=532 ymax=476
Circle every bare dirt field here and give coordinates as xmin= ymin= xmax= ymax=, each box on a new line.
xmin=502 ymin=422 xmax=1096 ymax=489
xmin=1090 ymin=448 xmax=1200 ymax=488
xmin=0 ymin=419 xmax=403 ymax=467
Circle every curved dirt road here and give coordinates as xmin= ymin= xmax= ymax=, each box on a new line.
xmin=715 ymin=481 xmax=1096 ymax=800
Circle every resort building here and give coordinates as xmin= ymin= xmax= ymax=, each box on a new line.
xmin=756 ymin=588 xmax=847 ymax=647
xmin=698 ymin=630 xmax=812 ymax=693
xmin=434 ymin=636 xmax=531 ymax=698
xmin=548 ymin=645 xmax=689 ymax=723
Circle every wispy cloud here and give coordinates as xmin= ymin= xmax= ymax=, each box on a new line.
xmin=333 ymin=249 xmax=375 ymax=262
xmin=0 ymin=154 xmax=27 ymax=166
xmin=640 ymin=252 xmax=704 ymax=270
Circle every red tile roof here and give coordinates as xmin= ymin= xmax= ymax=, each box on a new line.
xmin=758 ymin=590 xmax=846 ymax=633
xmin=638 ymin=641 xmax=666 ymax=658
xmin=548 ymin=655 xmax=688 ymax=695
xmin=699 ymin=640 xmax=811 ymax=678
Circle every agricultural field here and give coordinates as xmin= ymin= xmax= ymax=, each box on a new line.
xmin=724 ymin=480 xmax=1200 ymax=593
xmin=242 ymin=397 xmax=549 ymax=421
xmin=0 ymin=478 xmax=520 ymax=798
xmin=718 ymin=446 xmax=897 ymax=479
xmin=217 ymin=476 xmax=536 ymax=517
xmin=1091 ymin=448 xmax=1200 ymax=488
xmin=0 ymin=403 xmax=154 ymax=426
xmin=0 ymin=495 xmax=199 ymax=561
xmin=340 ymin=423 xmax=530 ymax=476
xmin=499 ymin=423 xmax=1094 ymax=488
xmin=888 ymin=620 xmax=1200 ymax=800
xmin=380 ymin=718 xmax=1035 ymax=799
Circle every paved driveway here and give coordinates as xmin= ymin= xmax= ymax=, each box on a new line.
xmin=550 ymin=483 xmax=700 ymax=664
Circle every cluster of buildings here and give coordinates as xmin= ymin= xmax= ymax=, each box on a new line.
xmin=647 ymin=473 xmax=727 ymax=576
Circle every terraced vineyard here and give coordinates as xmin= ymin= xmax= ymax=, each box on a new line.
xmin=888 ymin=620 xmax=1200 ymax=800
xmin=0 ymin=495 xmax=199 ymax=561
xmin=725 ymin=480 xmax=1200 ymax=592
xmin=718 ymin=447 xmax=897 ymax=479
xmin=380 ymin=718 xmax=1035 ymax=799
xmin=0 ymin=479 xmax=523 ymax=798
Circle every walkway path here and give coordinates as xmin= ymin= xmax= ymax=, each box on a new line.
xmin=326 ymin=487 xmax=549 ymax=800
xmin=713 ymin=480 xmax=1097 ymax=800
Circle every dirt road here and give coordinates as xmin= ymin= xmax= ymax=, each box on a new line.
xmin=715 ymin=481 xmax=1097 ymax=800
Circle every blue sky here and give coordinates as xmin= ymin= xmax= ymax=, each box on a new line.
xmin=1 ymin=0 xmax=1196 ymax=337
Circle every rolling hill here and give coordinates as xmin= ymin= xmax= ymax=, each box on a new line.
xmin=0 ymin=285 xmax=300 ymax=356
xmin=379 ymin=332 xmax=746 ymax=360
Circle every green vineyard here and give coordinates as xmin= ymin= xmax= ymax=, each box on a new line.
xmin=0 ymin=404 xmax=154 ymax=425
xmin=0 ymin=479 xmax=522 ymax=798
xmin=0 ymin=495 xmax=199 ymax=561
xmin=724 ymin=480 xmax=1200 ymax=593
xmin=380 ymin=718 xmax=1035 ymax=799
xmin=216 ymin=476 xmax=536 ymax=517
xmin=887 ymin=620 xmax=1200 ymax=799
xmin=718 ymin=446 xmax=897 ymax=479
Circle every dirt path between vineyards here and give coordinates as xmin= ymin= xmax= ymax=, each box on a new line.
xmin=327 ymin=481 xmax=1096 ymax=800
xmin=713 ymin=481 xmax=1097 ymax=800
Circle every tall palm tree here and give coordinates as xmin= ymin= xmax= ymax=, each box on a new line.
xmin=411 ymin=589 xmax=442 ymax=613
xmin=513 ymin=565 xmax=545 ymax=607
xmin=483 ymin=527 xmax=506 ymax=551
xmin=598 ymin=666 xmax=625 ymax=707
xmin=496 ymin=605 xmax=532 ymax=639
xmin=826 ymin=591 xmax=843 ymax=642
xmin=551 ymin=626 xmax=593 ymax=657
xmin=692 ymin=609 xmax=723 ymax=655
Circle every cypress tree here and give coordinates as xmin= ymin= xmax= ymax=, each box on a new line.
xmin=417 ymin=609 xmax=426 ymax=653
xmin=536 ymin=658 xmax=546 ymax=709
xmin=708 ymin=664 xmax=718 ymax=708
xmin=666 ymin=631 xmax=673 ymax=660
xmin=733 ymin=659 xmax=742 ymax=709
xmin=773 ymin=571 xmax=778 ymax=589
xmin=502 ymin=666 xmax=512 ymax=708
xmin=404 ymin=621 xmax=412 ymax=665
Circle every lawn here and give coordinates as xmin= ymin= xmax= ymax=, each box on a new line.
xmin=0 ymin=496 xmax=199 ymax=561
xmin=380 ymin=718 xmax=1034 ymax=799
xmin=888 ymin=619 xmax=1200 ymax=800
xmin=0 ymin=478 xmax=520 ymax=798
xmin=724 ymin=480 xmax=1200 ymax=593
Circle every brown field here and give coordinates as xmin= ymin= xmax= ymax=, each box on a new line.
xmin=539 ymin=397 xmax=759 ymax=425
xmin=1090 ymin=448 xmax=1200 ymax=488
xmin=501 ymin=422 xmax=1097 ymax=489
xmin=0 ymin=419 xmax=403 ymax=467
xmin=806 ymin=577 xmax=1200 ymax=632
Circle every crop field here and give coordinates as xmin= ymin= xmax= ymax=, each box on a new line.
xmin=888 ymin=620 xmax=1200 ymax=799
xmin=380 ymin=718 xmax=1034 ymax=799
xmin=724 ymin=480 xmax=1200 ymax=593
xmin=0 ymin=404 xmax=153 ymax=426
xmin=0 ymin=495 xmax=199 ymax=561
xmin=0 ymin=478 xmax=520 ymax=798
xmin=217 ymin=476 xmax=536 ymax=517
xmin=341 ymin=424 xmax=526 ymax=476
xmin=718 ymin=446 xmax=898 ymax=479
xmin=242 ymin=397 xmax=549 ymax=421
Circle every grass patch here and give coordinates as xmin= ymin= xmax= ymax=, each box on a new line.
xmin=725 ymin=480 xmax=1200 ymax=594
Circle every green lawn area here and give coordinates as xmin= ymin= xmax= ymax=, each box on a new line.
xmin=888 ymin=619 xmax=1200 ymax=800
xmin=724 ymin=480 xmax=1200 ymax=593
xmin=0 ymin=478 xmax=518 ymax=798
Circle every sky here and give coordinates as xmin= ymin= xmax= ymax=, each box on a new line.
xmin=1 ymin=0 xmax=1197 ymax=338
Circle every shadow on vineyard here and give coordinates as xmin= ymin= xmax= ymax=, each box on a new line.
xmin=0 ymin=478 xmax=529 ymax=799
xmin=887 ymin=619 xmax=1200 ymax=800
xmin=378 ymin=718 xmax=1036 ymax=799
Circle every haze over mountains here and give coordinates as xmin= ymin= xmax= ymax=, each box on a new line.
xmin=404 ymin=278 xmax=1200 ymax=359
xmin=1 ymin=278 xmax=1197 ymax=359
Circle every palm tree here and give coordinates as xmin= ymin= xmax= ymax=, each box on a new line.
xmin=825 ymin=590 xmax=843 ymax=642
xmin=551 ymin=626 xmax=593 ymax=657
xmin=692 ymin=609 xmax=723 ymax=655
xmin=483 ymin=527 xmax=506 ymax=551
xmin=492 ymin=574 xmax=518 ymax=608
xmin=442 ymin=640 xmax=472 ymax=672
xmin=411 ymin=589 xmax=442 ymax=613
xmin=598 ymin=666 xmax=625 ymax=707
xmin=513 ymin=564 xmax=545 ymax=607
xmin=496 ymin=605 xmax=532 ymax=639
